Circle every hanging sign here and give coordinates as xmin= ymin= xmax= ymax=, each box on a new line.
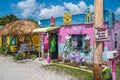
xmin=95 ymin=28 xmax=109 ymax=42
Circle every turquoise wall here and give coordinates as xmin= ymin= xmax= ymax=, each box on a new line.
xmin=40 ymin=10 xmax=115 ymax=28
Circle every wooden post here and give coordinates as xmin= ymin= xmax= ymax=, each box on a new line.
xmin=39 ymin=33 xmax=41 ymax=61
xmin=93 ymin=0 xmax=103 ymax=80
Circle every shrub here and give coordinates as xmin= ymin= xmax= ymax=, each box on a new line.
xmin=0 ymin=44 xmax=8 ymax=55
xmin=14 ymin=52 xmax=26 ymax=60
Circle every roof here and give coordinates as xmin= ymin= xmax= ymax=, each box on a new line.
xmin=33 ymin=26 xmax=60 ymax=33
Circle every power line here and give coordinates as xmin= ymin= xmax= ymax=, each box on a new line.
xmin=29 ymin=0 xmax=44 ymax=19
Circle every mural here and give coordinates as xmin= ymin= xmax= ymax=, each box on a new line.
xmin=64 ymin=12 xmax=72 ymax=25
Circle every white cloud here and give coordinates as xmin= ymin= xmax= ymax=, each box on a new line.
xmin=115 ymin=7 xmax=120 ymax=15
xmin=64 ymin=2 xmax=80 ymax=14
xmin=16 ymin=0 xmax=37 ymax=18
xmin=39 ymin=5 xmax=65 ymax=19
xmin=12 ymin=0 xmax=94 ymax=20
xmin=11 ymin=0 xmax=45 ymax=18
xmin=78 ymin=1 xmax=88 ymax=13
xmin=39 ymin=1 xmax=94 ymax=19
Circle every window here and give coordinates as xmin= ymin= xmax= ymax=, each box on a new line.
xmin=114 ymin=33 xmax=117 ymax=49
xmin=71 ymin=34 xmax=86 ymax=52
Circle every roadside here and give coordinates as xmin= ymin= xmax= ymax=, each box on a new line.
xmin=0 ymin=55 xmax=76 ymax=80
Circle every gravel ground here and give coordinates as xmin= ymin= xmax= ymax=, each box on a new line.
xmin=0 ymin=55 xmax=76 ymax=80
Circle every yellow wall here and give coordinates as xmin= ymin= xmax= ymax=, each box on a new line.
xmin=0 ymin=36 xmax=2 ymax=47
xmin=1 ymin=34 xmax=39 ymax=52
xmin=32 ymin=34 xmax=39 ymax=48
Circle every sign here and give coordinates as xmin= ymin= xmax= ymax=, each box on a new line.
xmin=18 ymin=44 xmax=35 ymax=53
xmin=72 ymin=27 xmax=82 ymax=31
xmin=50 ymin=16 xmax=55 ymax=26
xmin=64 ymin=12 xmax=72 ymax=25
xmin=95 ymin=28 xmax=109 ymax=42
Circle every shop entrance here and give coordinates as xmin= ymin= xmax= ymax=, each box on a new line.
xmin=49 ymin=32 xmax=58 ymax=59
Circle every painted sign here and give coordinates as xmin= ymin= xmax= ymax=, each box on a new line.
xmin=95 ymin=28 xmax=109 ymax=42
xmin=18 ymin=44 xmax=35 ymax=53
xmin=64 ymin=12 xmax=72 ymax=25
xmin=50 ymin=16 xmax=55 ymax=26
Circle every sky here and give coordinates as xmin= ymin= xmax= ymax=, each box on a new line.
xmin=0 ymin=0 xmax=120 ymax=21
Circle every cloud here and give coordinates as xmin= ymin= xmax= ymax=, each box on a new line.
xmin=17 ymin=0 xmax=38 ymax=18
xmin=12 ymin=0 xmax=94 ymax=20
xmin=78 ymin=1 xmax=88 ymax=13
xmin=64 ymin=2 xmax=80 ymax=14
xmin=13 ymin=0 xmax=45 ymax=18
xmin=39 ymin=1 xmax=94 ymax=19
xmin=39 ymin=5 xmax=65 ymax=19
xmin=115 ymin=7 xmax=120 ymax=15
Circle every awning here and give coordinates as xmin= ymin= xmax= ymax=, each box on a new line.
xmin=33 ymin=26 xmax=60 ymax=33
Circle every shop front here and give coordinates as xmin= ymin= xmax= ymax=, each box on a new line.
xmin=33 ymin=26 xmax=60 ymax=59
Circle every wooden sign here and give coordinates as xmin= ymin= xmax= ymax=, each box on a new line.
xmin=18 ymin=44 xmax=35 ymax=53
xmin=95 ymin=28 xmax=109 ymax=42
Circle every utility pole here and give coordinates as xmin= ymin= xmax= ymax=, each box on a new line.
xmin=93 ymin=0 xmax=103 ymax=80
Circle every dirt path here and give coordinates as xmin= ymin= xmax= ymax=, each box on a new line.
xmin=0 ymin=55 xmax=75 ymax=80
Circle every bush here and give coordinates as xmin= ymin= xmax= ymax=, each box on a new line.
xmin=14 ymin=52 xmax=26 ymax=60
xmin=0 ymin=44 xmax=8 ymax=55
xmin=30 ymin=51 xmax=38 ymax=57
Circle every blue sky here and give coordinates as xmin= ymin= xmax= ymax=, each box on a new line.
xmin=0 ymin=0 xmax=120 ymax=20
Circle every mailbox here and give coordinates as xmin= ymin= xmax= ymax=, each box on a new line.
xmin=106 ymin=51 xmax=118 ymax=59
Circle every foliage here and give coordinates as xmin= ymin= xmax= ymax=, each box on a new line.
xmin=14 ymin=52 xmax=26 ymax=60
xmin=27 ymin=18 xmax=38 ymax=24
xmin=0 ymin=14 xmax=19 ymax=26
xmin=30 ymin=51 xmax=38 ymax=58
xmin=0 ymin=44 xmax=9 ymax=55
xmin=44 ymin=64 xmax=92 ymax=80
xmin=44 ymin=64 xmax=113 ymax=80
xmin=117 ymin=64 xmax=120 ymax=80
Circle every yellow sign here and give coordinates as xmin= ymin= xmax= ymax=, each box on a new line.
xmin=64 ymin=12 xmax=72 ymax=25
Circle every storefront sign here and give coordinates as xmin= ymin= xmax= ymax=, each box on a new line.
xmin=50 ymin=16 xmax=55 ymax=26
xmin=72 ymin=27 xmax=82 ymax=31
xmin=18 ymin=44 xmax=35 ymax=53
xmin=64 ymin=12 xmax=72 ymax=25
xmin=95 ymin=28 xmax=109 ymax=42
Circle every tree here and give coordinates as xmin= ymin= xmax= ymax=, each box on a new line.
xmin=0 ymin=14 xmax=19 ymax=26
xmin=27 ymin=18 xmax=38 ymax=24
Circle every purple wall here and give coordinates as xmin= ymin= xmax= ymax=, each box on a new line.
xmin=108 ymin=20 xmax=120 ymax=51
xmin=58 ymin=23 xmax=108 ymax=46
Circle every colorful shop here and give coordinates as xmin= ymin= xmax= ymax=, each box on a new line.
xmin=33 ymin=9 xmax=120 ymax=62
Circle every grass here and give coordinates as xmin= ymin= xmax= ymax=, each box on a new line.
xmin=43 ymin=63 xmax=112 ymax=80
xmin=116 ymin=65 xmax=120 ymax=80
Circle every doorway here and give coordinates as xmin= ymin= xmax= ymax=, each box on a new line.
xmin=49 ymin=32 xmax=58 ymax=59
